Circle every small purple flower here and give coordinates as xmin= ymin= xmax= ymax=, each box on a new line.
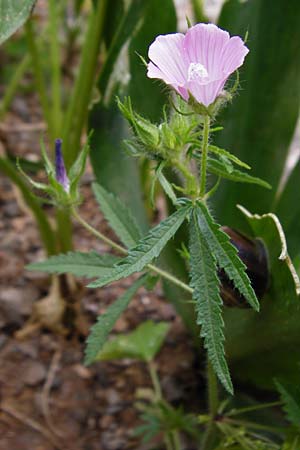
xmin=147 ymin=23 xmax=249 ymax=107
xmin=55 ymin=139 xmax=70 ymax=192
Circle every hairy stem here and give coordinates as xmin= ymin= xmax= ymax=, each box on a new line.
xmin=72 ymin=208 xmax=193 ymax=294
xmin=199 ymin=115 xmax=210 ymax=197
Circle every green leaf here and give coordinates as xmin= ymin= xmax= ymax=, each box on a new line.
xmin=189 ymin=208 xmax=233 ymax=394
xmin=208 ymin=145 xmax=251 ymax=170
xmin=95 ymin=320 xmax=170 ymax=362
xmin=224 ymin=207 xmax=300 ymax=389
xmin=27 ymin=251 xmax=119 ymax=278
xmin=207 ymin=158 xmax=271 ymax=190
xmin=196 ymin=202 xmax=260 ymax=311
xmin=156 ymin=163 xmax=178 ymax=206
xmin=0 ymin=0 xmax=36 ymax=45
xmin=88 ymin=205 xmax=190 ymax=288
xmin=275 ymin=380 xmax=300 ymax=428
xmin=92 ymin=183 xmax=142 ymax=248
xmin=215 ymin=0 xmax=300 ymax=226
xmin=85 ymin=276 xmax=146 ymax=365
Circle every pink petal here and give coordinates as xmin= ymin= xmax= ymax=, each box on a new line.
xmin=147 ymin=33 xmax=188 ymax=87
xmin=187 ymin=79 xmax=226 ymax=107
xmin=221 ymin=36 xmax=249 ymax=75
xmin=184 ymin=23 xmax=230 ymax=80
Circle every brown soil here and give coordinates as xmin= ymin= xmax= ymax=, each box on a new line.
xmin=0 ymin=96 xmax=203 ymax=449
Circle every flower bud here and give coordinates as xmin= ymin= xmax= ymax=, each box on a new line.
xmin=55 ymin=139 xmax=70 ymax=193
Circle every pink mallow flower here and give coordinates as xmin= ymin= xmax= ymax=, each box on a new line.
xmin=147 ymin=23 xmax=249 ymax=108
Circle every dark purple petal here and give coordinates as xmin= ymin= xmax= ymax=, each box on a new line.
xmin=55 ymin=139 xmax=69 ymax=192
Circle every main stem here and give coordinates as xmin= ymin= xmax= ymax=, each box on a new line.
xmin=49 ymin=0 xmax=62 ymax=137
xmin=72 ymin=208 xmax=193 ymax=295
xmin=199 ymin=115 xmax=210 ymax=197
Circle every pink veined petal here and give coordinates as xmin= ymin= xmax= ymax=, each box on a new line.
xmin=184 ymin=23 xmax=230 ymax=80
xmin=221 ymin=36 xmax=249 ymax=75
xmin=147 ymin=33 xmax=188 ymax=86
xmin=187 ymin=78 xmax=226 ymax=107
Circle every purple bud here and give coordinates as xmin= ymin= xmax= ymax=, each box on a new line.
xmin=55 ymin=139 xmax=70 ymax=192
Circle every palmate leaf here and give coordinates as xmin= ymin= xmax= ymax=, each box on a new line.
xmin=93 ymin=183 xmax=142 ymax=248
xmin=275 ymin=380 xmax=300 ymax=428
xmin=189 ymin=209 xmax=233 ymax=394
xmin=88 ymin=205 xmax=191 ymax=288
xmin=196 ymin=202 xmax=260 ymax=312
xmin=207 ymin=158 xmax=271 ymax=189
xmin=85 ymin=275 xmax=146 ymax=365
xmin=27 ymin=251 xmax=119 ymax=278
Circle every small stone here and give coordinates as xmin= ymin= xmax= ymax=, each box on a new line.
xmin=23 ymin=361 xmax=47 ymax=386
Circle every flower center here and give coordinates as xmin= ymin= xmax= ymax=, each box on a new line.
xmin=188 ymin=62 xmax=209 ymax=82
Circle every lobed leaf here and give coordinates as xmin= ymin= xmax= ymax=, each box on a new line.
xmin=207 ymin=158 xmax=271 ymax=189
xmin=93 ymin=182 xmax=143 ymax=248
xmin=189 ymin=208 xmax=233 ymax=394
xmin=88 ymin=205 xmax=191 ymax=288
xmin=196 ymin=202 xmax=260 ymax=311
xmin=27 ymin=251 xmax=119 ymax=278
xmin=85 ymin=276 xmax=146 ymax=365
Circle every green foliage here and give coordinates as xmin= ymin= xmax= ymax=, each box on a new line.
xmin=135 ymin=401 xmax=199 ymax=444
xmin=88 ymin=205 xmax=191 ymax=288
xmin=224 ymin=208 xmax=300 ymax=389
xmin=275 ymin=380 xmax=300 ymax=428
xmin=92 ymin=183 xmax=142 ymax=248
xmin=207 ymin=158 xmax=271 ymax=190
xmin=27 ymin=251 xmax=119 ymax=278
xmin=208 ymin=145 xmax=250 ymax=170
xmin=215 ymin=0 xmax=300 ymax=229
xmin=196 ymin=202 xmax=260 ymax=311
xmin=84 ymin=276 xmax=146 ymax=365
xmin=189 ymin=208 xmax=233 ymax=394
xmin=0 ymin=0 xmax=36 ymax=45
xmin=96 ymin=320 xmax=170 ymax=362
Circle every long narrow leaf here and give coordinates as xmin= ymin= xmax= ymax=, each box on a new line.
xmin=93 ymin=183 xmax=142 ymax=248
xmin=85 ymin=275 xmax=146 ymax=365
xmin=27 ymin=251 xmax=119 ymax=278
xmin=189 ymin=208 xmax=233 ymax=394
xmin=207 ymin=158 xmax=271 ymax=189
xmin=208 ymin=145 xmax=250 ymax=170
xmin=196 ymin=202 xmax=260 ymax=311
xmin=88 ymin=205 xmax=191 ymax=288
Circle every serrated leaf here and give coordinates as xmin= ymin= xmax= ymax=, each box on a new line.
xmin=208 ymin=145 xmax=250 ymax=170
xmin=88 ymin=205 xmax=190 ymax=288
xmin=85 ymin=276 xmax=146 ymax=365
xmin=27 ymin=251 xmax=119 ymax=278
xmin=0 ymin=0 xmax=36 ymax=45
xmin=275 ymin=380 xmax=300 ymax=428
xmin=96 ymin=320 xmax=170 ymax=362
xmin=207 ymin=158 xmax=271 ymax=189
xmin=189 ymin=208 xmax=233 ymax=394
xmin=196 ymin=202 xmax=260 ymax=311
xmin=93 ymin=182 xmax=142 ymax=248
